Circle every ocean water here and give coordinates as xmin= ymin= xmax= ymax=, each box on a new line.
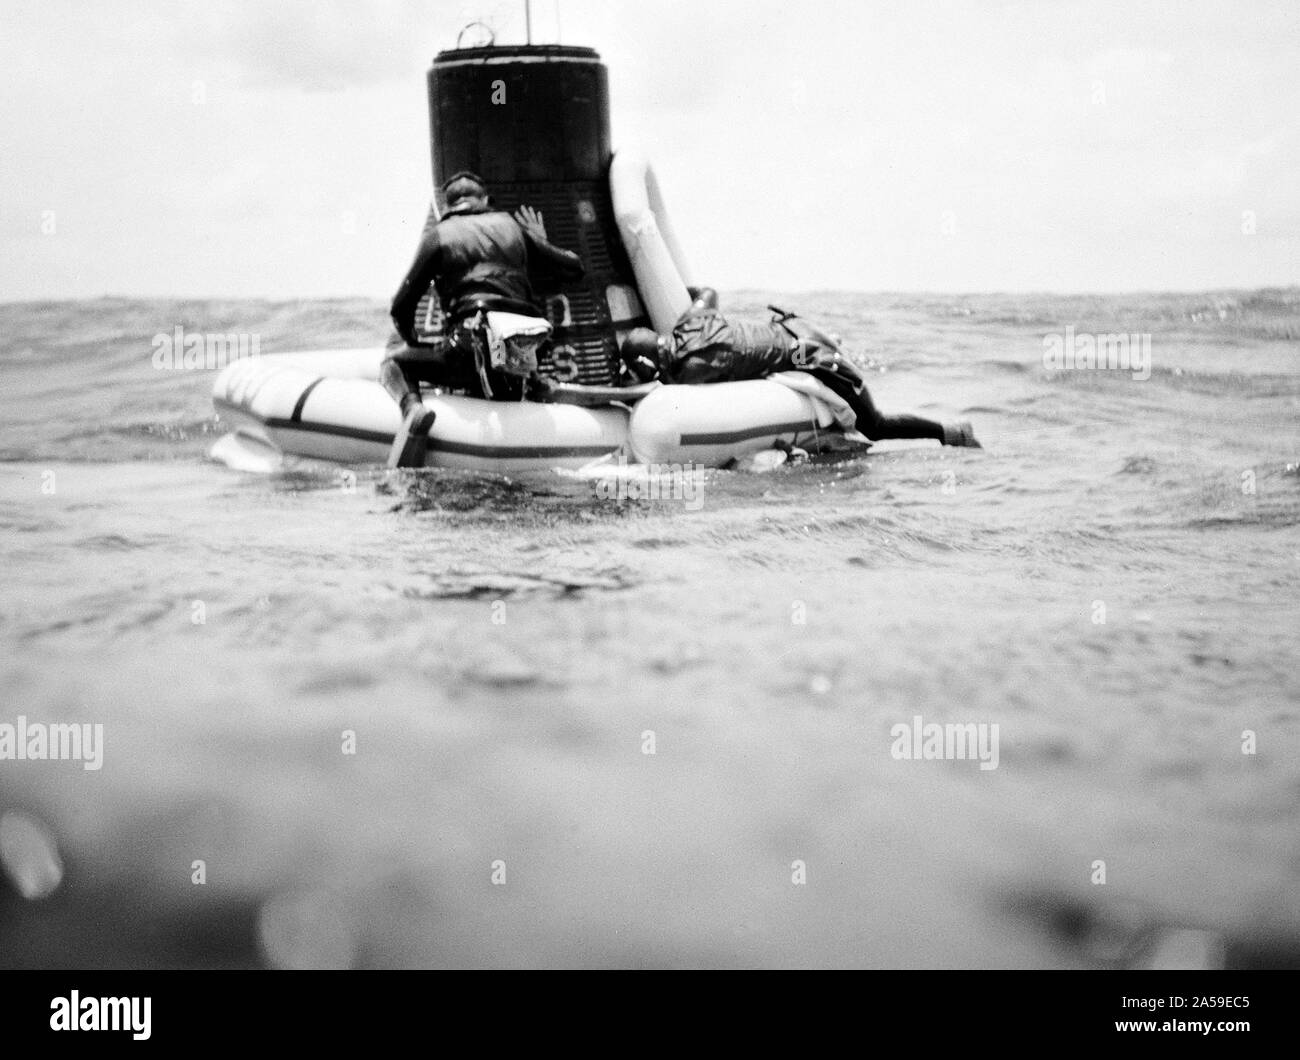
xmin=1 ymin=289 xmax=1297 ymax=968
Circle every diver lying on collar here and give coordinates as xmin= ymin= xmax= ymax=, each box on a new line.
xmin=619 ymin=288 xmax=981 ymax=448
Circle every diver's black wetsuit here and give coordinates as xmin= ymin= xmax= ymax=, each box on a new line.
xmin=660 ymin=290 xmax=946 ymax=443
xmin=663 ymin=291 xmax=799 ymax=384
xmin=802 ymin=369 xmax=946 ymax=443
xmin=383 ymin=201 xmax=584 ymax=402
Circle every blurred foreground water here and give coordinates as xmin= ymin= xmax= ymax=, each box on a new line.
xmin=1 ymin=290 xmax=1298 ymax=967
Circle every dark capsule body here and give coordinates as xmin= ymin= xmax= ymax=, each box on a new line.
xmin=427 ymin=45 xmax=645 ymax=384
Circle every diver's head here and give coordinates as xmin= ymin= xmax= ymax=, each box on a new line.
xmin=622 ymin=328 xmax=668 ymax=370
xmin=442 ymin=171 xmax=490 ymax=213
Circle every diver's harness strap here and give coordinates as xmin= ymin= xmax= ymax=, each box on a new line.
xmin=768 ymin=305 xmax=821 ymax=373
xmin=769 ymin=305 xmax=811 ymax=357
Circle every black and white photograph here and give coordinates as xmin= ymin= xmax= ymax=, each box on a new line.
xmin=0 ymin=0 xmax=1296 ymax=1037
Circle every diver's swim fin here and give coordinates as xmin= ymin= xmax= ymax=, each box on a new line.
xmin=387 ymin=404 xmax=437 ymax=468
xmin=942 ymin=421 xmax=982 ymax=449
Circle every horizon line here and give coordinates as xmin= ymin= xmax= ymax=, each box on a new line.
xmin=1 ymin=284 xmax=1296 ymax=308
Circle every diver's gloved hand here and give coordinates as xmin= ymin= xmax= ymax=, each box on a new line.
xmin=513 ymin=205 xmax=548 ymax=242
xmin=687 ymin=287 xmax=720 ymax=312
xmin=619 ymin=328 xmax=666 ymax=383
xmin=526 ymin=374 xmax=558 ymax=402
xmin=623 ymin=353 xmax=661 ymax=384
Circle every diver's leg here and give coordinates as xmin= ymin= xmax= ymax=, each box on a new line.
xmin=863 ymin=398 xmax=981 ymax=447
xmin=381 ymin=338 xmax=440 ymax=468
xmin=854 ymin=387 xmax=946 ymax=441
xmin=812 ymin=370 xmax=980 ymax=447
xmin=379 ymin=356 xmax=426 ymax=417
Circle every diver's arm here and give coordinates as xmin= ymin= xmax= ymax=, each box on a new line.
xmin=514 ymin=207 xmax=585 ymax=283
xmin=670 ymin=355 xmax=730 ymax=384
xmin=523 ymin=231 xmax=585 ymax=282
xmin=390 ymin=220 xmax=442 ymax=344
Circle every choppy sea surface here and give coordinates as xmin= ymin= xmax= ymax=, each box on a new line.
xmin=1 ymin=290 xmax=1297 ymax=968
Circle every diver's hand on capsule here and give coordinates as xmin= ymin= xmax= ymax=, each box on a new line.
xmin=525 ymin=374 xmax=558 ymax=402
xmin=514 ymin=205 xmax=547 ymax=242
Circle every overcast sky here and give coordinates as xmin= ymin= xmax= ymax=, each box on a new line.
xmin=1 ymin=0 xmax=1296 ymax=299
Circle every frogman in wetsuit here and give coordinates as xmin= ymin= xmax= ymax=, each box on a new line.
xmin=381 ymin=171 xmax=586 ymax=467
xmin=619 ymin=289 xmax=981 ymax=448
